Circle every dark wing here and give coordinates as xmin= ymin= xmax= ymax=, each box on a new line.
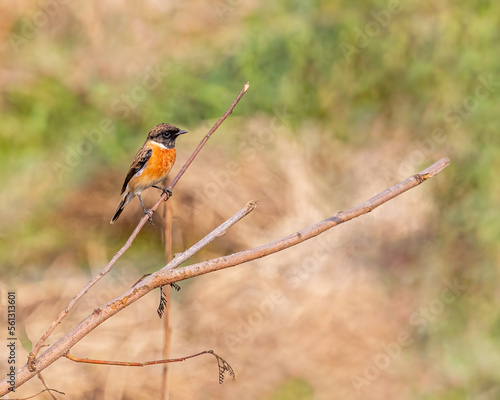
xmin=120 ymin=147 xmax=153 ymax=194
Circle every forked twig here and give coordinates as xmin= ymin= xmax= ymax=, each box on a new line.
xmin=134 ymin=200 xmax=258 ymax=292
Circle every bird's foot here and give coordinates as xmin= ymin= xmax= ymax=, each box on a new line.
xmin=145 ymin=209 xmax=154 ymax=224
xmin=153 ymin=185 xmax=172 ymax=200
xmin=163 ymin=188 xmax=173 ymax=200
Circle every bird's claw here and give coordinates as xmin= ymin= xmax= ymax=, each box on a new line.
xmin=145 ymin=209 xmax=154 ymax=224
xmin=162 ymin=188 xmax=172 ymax=200
xmin=152 ymin=185 xmax=173 ymax=200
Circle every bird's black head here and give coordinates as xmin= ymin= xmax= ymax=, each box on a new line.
xmin=147 ymin=123 xmax=188 ymax=149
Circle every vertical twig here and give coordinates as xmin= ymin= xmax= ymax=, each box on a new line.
xmin=37 ymin=372 xmax=60 ymax=400
xmin=160 ymin=178 xmax=173 ymax=399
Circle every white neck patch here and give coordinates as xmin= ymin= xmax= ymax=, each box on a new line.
xmin=150 ymin=140 xmax=168 ymax=149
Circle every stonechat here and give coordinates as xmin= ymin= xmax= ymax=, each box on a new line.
xmin=110 ymin=123 xmax=187 ymax=224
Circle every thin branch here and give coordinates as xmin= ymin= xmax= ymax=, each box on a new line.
xmin=36 ymin=373 xmax=60 ymax=400
xmin=67 ymin=350 xmax=214 ymax=366
xmin=14 ymin=388 xmax=66 ymax=400
xmin=0 ymin=157 xmax=449 ymax=395
xmin=168 ymin=82 xmax=250 ymax=190
xmin=27 ymin=83 xmax=250 ymax=370
xmin=65 ymin=351 xmax=235 ymax=383
xmin=131 ymin=200 xmax=257 ymax=289
xmin=162 ymin=200 xmax=258 ymax=271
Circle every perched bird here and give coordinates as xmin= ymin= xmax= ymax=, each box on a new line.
xmin=110 ymin=123 xmax=187 ymax=224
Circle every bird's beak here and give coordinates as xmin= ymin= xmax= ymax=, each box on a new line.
xmin=178 ymin=130 xmax=188 ymax=135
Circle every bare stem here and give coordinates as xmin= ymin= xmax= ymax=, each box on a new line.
xmin=67 ymin=350 xmax=215 ymax=366
xmin=160 ymin=181 xmax=173 ymax=400
xmin=65 ymin=351 xmax=235 ymax=384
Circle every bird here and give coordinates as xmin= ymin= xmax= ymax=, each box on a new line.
xmin=110 ymin=123 xmax=188 ymax=224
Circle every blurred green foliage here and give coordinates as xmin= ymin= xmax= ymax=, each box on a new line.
xmin=3 ymin=2 xmax=498 ymax=260
xmin=265 ymin=377 xmax=314 ymax=400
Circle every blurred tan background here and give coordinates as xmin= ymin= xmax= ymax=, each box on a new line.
xmin=1 ymin=1 xmax=499 ymax=399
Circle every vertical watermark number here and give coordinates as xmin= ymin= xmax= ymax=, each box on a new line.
xmin=6 ymin=292 xmax=16 ymax=392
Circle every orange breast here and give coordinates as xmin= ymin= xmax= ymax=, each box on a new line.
xmin=129 ymin=145 xmax=176 ymax=193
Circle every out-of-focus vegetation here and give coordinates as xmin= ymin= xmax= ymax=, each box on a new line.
xmin=1 ymin=1 xmax=499 ymax=399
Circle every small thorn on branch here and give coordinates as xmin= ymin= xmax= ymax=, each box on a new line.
xmin=216 ymin=230 xmax=227 ymax=238
xmin=132 ymin=273 xmax=151 ymax=287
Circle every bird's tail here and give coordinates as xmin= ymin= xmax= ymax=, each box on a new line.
xmin=110 ymin=193 xmax=133 ymax=224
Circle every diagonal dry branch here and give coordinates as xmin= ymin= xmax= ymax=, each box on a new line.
xmin=27 ymin=83 xmax=250 ymax=369
xmin=0 ymin=157 xmax=449 ymax=395
xmin=153 ymin=157 xmax=451 ymax=284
